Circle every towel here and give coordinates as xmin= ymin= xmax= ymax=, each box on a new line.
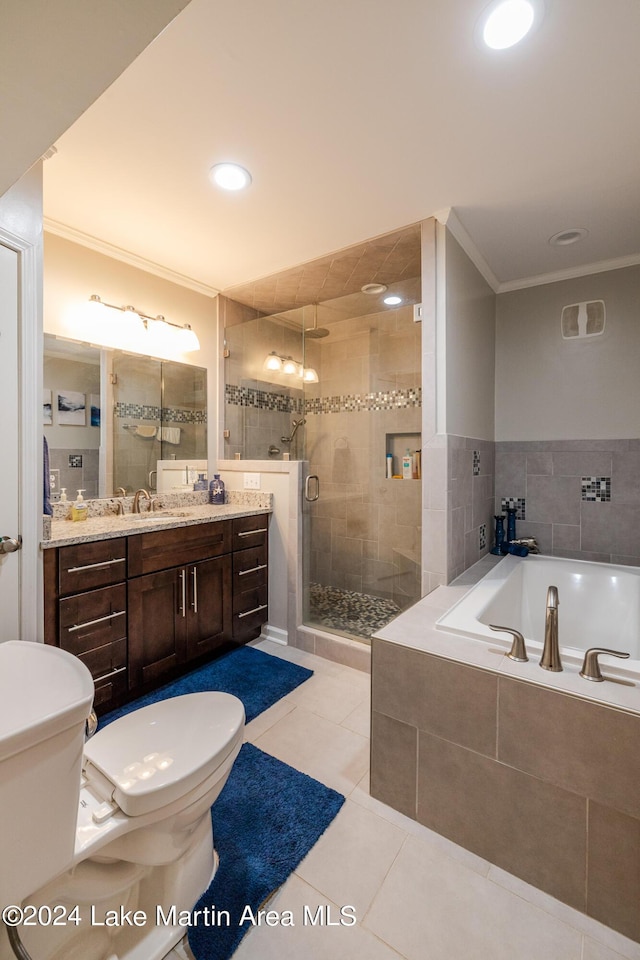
xmin=158 ymin=426 xmax=181 ymax=444
xmin=43 ymin=436 xmax=53 ymax=516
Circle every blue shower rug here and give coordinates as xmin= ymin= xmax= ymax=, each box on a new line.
xmin=188 ymin=742 xmax=346 ymax=960
xmin=99 ymin=645 xmax=313 ymax=728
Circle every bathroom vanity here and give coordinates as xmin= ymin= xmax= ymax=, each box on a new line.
xmin=43 ymin=506 xmax=270 ymax=713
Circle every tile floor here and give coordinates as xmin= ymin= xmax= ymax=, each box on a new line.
xmin=170 ymin=638 xmax=640 ymax=960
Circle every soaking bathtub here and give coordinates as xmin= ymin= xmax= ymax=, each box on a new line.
xmin=436 ymin=553 xmax=640 ymax=679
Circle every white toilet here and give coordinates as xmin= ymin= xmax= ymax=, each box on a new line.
xmin=0 ymin=640 xmax=245 ymax=960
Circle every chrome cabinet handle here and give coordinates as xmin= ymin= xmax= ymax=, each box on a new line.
xmin=0 ymin=536 xmax=21 ymax=554
xmin=67 ymin=558 xmax=125 ymax=573
xmin=179 ymin=569 xmax=186 ymax=618
xmin=304 ymin=474 xmax=319 ymax=502
xmin=237 ymin=603 xmax=268 ymax=619
xmin=237 ymin=528 xmax=268 ymax=537
xmin=93 ymin=665 xmax=126 ymax=684
xmin=238 ymin=563 xmax=268 ymax=577
xmin=191 ymin=566 xmax=198 ymax=613
xmin=580 ymin=647 xmax=630 ymax=682
xmin=489 ymin=624 xmax=529 ymax=662
xmin=68 ymin=610 xmax=125 ymax=633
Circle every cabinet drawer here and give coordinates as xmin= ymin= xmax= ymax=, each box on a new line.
xmin=59 ymin=539 xmax=127 ymax=596
xmin=232 ymin=514 xmax=269 ymax=551
xmin=93 ymin=662 xmax=128 ymax=713
xmin=128 ymin=520 xmax=231 ymax=577
xmin=78 ymin=638 xmax=127 ymax=682
xmin=233 ymin=583 xmax=268 ymax=639
xmin=59 ymin=584 xmax=127 ymax=655
xmin=233 ymin=545 xmax=268 ymax=592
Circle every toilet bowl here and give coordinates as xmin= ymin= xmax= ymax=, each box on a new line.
xmin=0 ymin=641 xmax=245 ymax=960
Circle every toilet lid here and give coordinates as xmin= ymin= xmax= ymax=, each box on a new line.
xmin=84 ymin=692 xmax=245 ymax=816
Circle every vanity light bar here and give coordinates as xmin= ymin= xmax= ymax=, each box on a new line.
xmin=86 ymin=295 xmax=200 ymax=353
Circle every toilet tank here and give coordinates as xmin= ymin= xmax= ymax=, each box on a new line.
xmin=0 ymin=641 xmax=94 ymax=905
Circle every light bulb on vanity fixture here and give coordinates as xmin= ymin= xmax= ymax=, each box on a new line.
xmin=81 ymin=296 xmax=200 ymax=357
xmin=262 ymin=350 xmax=318 ymax=383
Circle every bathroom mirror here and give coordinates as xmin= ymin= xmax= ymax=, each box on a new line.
xmin=44 ymin=334 xmax=207 ymax=499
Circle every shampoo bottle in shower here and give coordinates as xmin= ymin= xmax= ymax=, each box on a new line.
xmin=386 ymin=453 xmax=393 ymax=479
xmin=402 ymin=449 xmax=413 ymax=480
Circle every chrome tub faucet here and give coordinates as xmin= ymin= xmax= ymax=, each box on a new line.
xmin=540 ymin=585 xmax=562 ymax=671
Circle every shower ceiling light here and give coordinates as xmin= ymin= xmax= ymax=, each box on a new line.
xmin=479 ymin=0 xmax=538 ymax=50
xmin=361 ymin=283 xmax=388 ymax=295
xmin=549 ymin=227 xmax=588 ymax=246
xmin=209 ymin=162 xmax=252 ymax=191
xmin=384 ymin=295 xmax=403 ymax=306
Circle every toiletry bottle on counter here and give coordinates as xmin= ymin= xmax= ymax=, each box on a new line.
xmin=402 ymin=449 xmax=413 ymax=480
xmin=59 ymin=488 xmax=67 ymax=502
xmin=71 ymin=489 xmax=88 ymax=521
xmin=209 ymin=474 xmax=225 ymax=505
xmin=193 ymin=472 xmax=207 ymax=491
xmin=386 ymin=453 xmax=393 ymax=479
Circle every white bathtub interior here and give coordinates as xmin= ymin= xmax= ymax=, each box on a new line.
xmin=436 ymin=554 xmax=640 ymax=674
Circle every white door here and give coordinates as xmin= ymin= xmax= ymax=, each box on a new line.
xmin=0 ymin=242 xmax=21 ymax=639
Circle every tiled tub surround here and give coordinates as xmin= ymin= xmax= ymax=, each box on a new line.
xmin=447 ymin=435 xmax=496 ymax=582
xmin=370 ymin=565 xmax=640 ymax=943
xmin=495 ymin=439 xmax=640 ymax=564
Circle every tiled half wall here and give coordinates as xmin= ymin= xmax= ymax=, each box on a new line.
xmin=371 ymin=638 xmax=640 ymax=943
xmin=495 ymin=439 xmax=640 ymax=564
xmin=447 ymin=436 xmax=496 ymax=582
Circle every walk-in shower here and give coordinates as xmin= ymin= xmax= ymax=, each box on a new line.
xmin=221 ymin=223 xmax=423 ymax=642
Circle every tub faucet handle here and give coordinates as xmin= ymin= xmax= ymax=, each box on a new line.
xmin=489 ymin=624 xmax=529 ymax=662
xmin=579 ymin=647 xmax=630 ymax=682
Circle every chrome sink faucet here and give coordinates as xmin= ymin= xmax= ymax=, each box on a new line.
xmin=133 ymin=488 xmax=151 ymax=513
xmin=540 ymin=585 xmax=562 ymax=671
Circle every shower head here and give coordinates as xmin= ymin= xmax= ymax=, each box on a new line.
xmin=304 ymin=304 xmax=330 ymax=339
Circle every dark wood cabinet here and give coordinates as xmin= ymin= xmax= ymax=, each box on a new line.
xmin=43 ymin=512 xmax=269 ymax=713
xmin=128 ymin=554 xmax=232 ymax=690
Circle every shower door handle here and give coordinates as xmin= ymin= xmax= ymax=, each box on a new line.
xmin=304 ymin=475 xmax=319 ymax=502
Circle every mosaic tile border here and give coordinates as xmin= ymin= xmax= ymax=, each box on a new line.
xmin=225 ymin=384 xmax=304 ymax=414
xmin=501 ymin=497 xmax=527 ymax=521
xmin=581 ymin=477 xmax=611 ymax=502
xmin=306 ymin=387 xmax=422 ymax=415
xmin=479 ymin=522 xmax=487 ymax=550
xmin=114 ymin=402 xmax=206 ymax=423
xmin=68 ymin=455 xmax=83 ymax=468
xmin=473 ymin=450 xmax=481 ymax=476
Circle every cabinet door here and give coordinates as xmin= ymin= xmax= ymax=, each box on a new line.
xmin=128 ymin=567 xmax=187 ymax=690
xmin=186 ymin=555 xmax=232 ymax=660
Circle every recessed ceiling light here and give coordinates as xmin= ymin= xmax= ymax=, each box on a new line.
xmin=384 ymin=295 xmax=403 ymax=306
xmin=480 ymin=0 xmax=538 ymax=50
xmin=361 ymin=283 xmax=388 ymax=295
xmin=209 ymin=162 xmax=252 ymax=191
xmin=549 ymin=228 xmax=588 ymax=246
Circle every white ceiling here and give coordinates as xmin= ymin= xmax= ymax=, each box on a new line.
xmin=42 ymin=0 xmax=640 ymax=294
xmin=0 ymin=0 xmax=189 ymax=198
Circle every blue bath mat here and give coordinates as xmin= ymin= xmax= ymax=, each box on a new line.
xmin=99 ymin=646 xmax=312 ymax=728
xmin=188 ymin=742 xmax=345 ymax=960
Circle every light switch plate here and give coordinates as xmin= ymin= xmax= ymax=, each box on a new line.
xmin=244 ymin=473 xmax=261 ymax=490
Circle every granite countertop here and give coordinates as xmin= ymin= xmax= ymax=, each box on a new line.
xmin=42 ymin=491 xmax=272 ymax=548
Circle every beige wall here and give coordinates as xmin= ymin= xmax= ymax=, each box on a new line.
xmin=495 ymin=265 xmax=640 ymax=441
xmin=443 ymin=231 xmax=496 ymax=441
xmin=43 ymin=233 xmax=218 ymax=462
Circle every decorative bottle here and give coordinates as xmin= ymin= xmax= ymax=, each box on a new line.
xmin=505 ymin=506 xmax=517 ymax=551
xmin=193 ymin=472 xmax=207 ymax=491
xmin=209 ymin=474 xmax=225 ymax=505
xmin=491 ymin=515 xmax=506 ymax=555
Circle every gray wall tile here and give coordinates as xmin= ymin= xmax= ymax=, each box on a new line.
xmin=587 ymin=801 xmax=640 ymax=942
xmin=527 ymin=475 xmax=580 ymax=525
xmin=552 ymin=452 xmax=612 ymax=476
xmin=370 ymin=710 xmax=417 ymax=818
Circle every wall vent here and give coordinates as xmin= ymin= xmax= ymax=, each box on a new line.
xmin=561 ymin=300 xmax=605 ymax=339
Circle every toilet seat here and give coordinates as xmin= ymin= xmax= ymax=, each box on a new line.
xmin=83 ymin=692 xmax=245 ymax=817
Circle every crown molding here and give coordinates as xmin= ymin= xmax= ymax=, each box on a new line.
xmin=434 ymin=207 xmax=501 ymax=293
xmin=496 ymin=253 xmax=640 ymax=293
xmin=43 ymin=218 xmax=219 ymax=299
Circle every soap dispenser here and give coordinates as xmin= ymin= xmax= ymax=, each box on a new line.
xmin=71 ymin=489 xmax=88 ymax=521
